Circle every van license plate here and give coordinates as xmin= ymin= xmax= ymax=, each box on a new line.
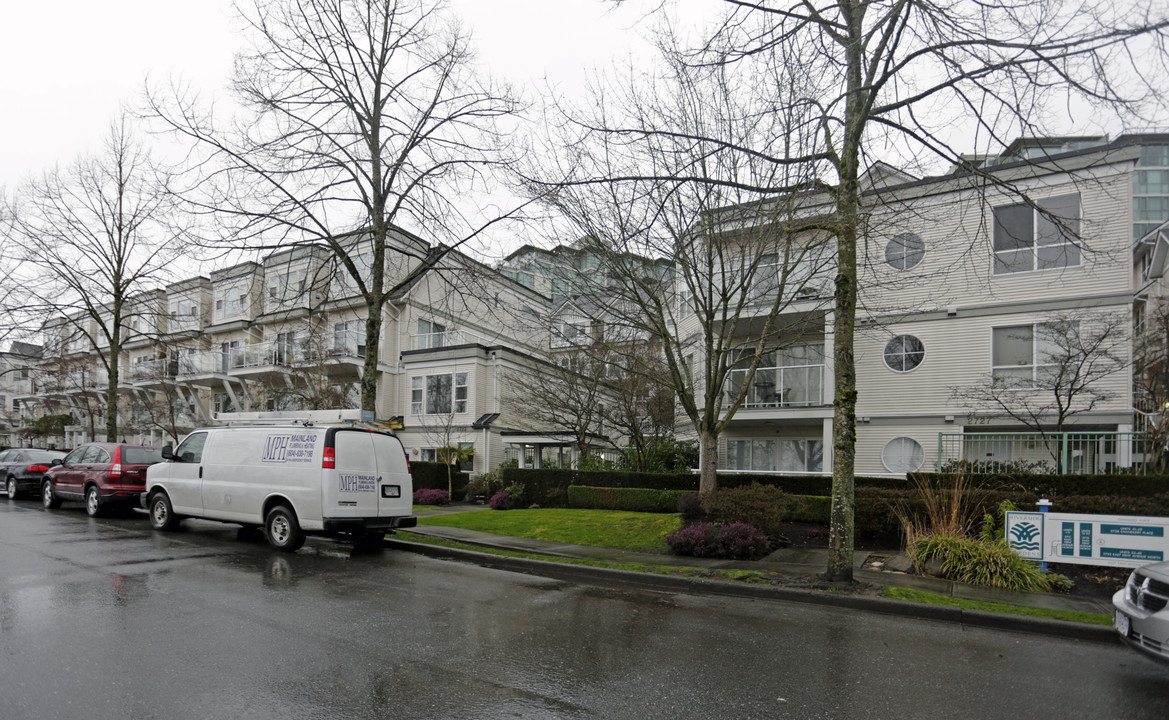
xmin=1115 ymin=611 xmax=1130 ymax=637
xmin=381 ymin=485 xmax=400 ymax=498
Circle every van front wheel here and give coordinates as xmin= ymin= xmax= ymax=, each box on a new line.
xmin=265 ymin=505 xmax=305 ymax=553
xmin=149 ymin=492 xmax=179 ymax=531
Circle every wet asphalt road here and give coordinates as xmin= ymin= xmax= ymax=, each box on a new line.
xmin=2 ymin=499 xmax=1168 ymax=720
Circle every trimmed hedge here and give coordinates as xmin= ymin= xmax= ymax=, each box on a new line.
xmin=910 ymin=472 xmax=1169 ymax=498
xmin=411 ymin=461 xmax=470 ymax=497
xmin=567 ymin=486 xmax=690 ymax=513
xmin=500 ymin=468 xmax=909 ymax=507
xmin=501 ymin=468 xmax=695 ymax=507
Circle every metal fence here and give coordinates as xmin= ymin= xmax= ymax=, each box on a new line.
xmin=937 ymin=431 xmax=1156 ymax=475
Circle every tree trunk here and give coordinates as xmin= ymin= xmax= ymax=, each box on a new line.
xmin=105 ymin=331 xmax=120 ymax=442
xmin=698 ymin=428 xmax=719 ymax=494
xmin=360 ymin=302 xmax=382 ymax=414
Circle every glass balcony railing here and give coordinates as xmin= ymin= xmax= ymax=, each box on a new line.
xmin=726 ymin=364 xmax=825 ymax=408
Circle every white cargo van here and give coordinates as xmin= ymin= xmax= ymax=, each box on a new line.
xmin=144 ymin=425 xmax=415 ymax=551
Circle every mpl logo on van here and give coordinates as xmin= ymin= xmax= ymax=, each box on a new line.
xmin=261 ymin=433 xmax=316 ymax=463
xmin=338 ymin=474 xmax=376 ymax=493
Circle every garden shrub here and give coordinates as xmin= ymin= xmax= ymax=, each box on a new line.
xmin=566 ymin=486 xmax=690 ymax=513
xmin=910 ymin=533 xmax=1052 ymax=592
xmin=911 ymin=470 xmax=1169 ymax=498
xmin=666 ymin=521 xmax=770 ymax=560
xmin=678 ymin=492 xmax=705 ymax=520
xmin=488 ymin=491 xmax=514 ymax=510
xmin=413 ymin=488 xmax=450 ymax=506
xmin=703 ymin=483 xmax=788 ymax=536
xmin=411 ymin=461 xmax=471 ymax=496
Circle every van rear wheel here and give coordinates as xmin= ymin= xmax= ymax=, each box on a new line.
xmin=149 ymin=492 xmax=179 ymax=531
xmin=265 ymin=505 xmax=305 ymax=552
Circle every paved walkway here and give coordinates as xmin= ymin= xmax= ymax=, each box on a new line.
xmin=408 ymin=504 xmax=1114 ymax=617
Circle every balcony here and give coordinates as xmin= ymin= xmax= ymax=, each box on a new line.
xmin=410 ymin=330 xmax=488 ymax=351
xmin=726 ymin=364 xmax=825 ymax=408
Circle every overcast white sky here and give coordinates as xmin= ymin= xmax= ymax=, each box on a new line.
xmin=0 ymin=0 xmax=688 ymax=193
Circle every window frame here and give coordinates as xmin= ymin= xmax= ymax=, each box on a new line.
xmin=992 ymin=193 xmax=1082 ymax=275
xmin=883 ymin=335 xmax=926 ymax=373
xmin=990 ymin=322 xmax=1070 ymax=389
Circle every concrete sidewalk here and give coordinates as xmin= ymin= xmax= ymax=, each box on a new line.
xmin=401 ymin=504 xmax=1118 ymax=641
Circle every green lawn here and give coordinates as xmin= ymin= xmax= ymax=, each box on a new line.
xmin=881 ymin=587 xmax=1112 ymax=626
xmin=417 ymin=508 xmax=682 ymax=552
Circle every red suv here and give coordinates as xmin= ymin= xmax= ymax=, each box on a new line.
xmin=43 ymin=443 xmax=164 ymax=517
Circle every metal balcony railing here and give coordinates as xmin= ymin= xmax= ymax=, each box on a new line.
xmin=937 ymin=431 xmax=1156 ymax=475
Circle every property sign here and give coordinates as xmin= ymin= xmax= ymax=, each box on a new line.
xmin=1006 ymin=511 xmax=1169 ymax=568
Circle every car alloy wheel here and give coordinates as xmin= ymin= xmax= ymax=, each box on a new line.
xmin=6 ymin=478 xmax=16 ymax=500
xmin=85 ymin=486 xmax=101 ymax=517
xmin=42 ymin=480 xmax=61 ymax=509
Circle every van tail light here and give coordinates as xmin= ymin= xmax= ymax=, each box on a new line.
xmin=109 ymin=447 xmax=123 ymax=479
xmin=27 ymin=465 xmax=49 ymax=473
xmin=323 ymin=446 xmax=335 ymax=469
xmin=404 ymin=452 xmax=411 ymax=474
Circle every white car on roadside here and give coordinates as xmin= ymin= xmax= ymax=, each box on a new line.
xmin=1113 ymin=561 xmax=1169 ymax=662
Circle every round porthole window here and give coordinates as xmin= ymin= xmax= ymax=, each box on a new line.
xmin=882 ymin=437 xmax=925 ymax=473
xmin=883 ymin=335 xmax=925 ymax=372
xmin=885 ymin=233 xmax=925 ymax=270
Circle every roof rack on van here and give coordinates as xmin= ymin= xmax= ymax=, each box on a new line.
xmin=213 ymin=409 xmax=387 ymax=430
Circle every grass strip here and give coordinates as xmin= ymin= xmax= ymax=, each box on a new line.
xmin=417 ymin=508 xmax=680 ymax=552
xmin=881 ymin=586 xmax=1112 ymax=626
xmin=396 ymin=531 xmax=774 ymax=583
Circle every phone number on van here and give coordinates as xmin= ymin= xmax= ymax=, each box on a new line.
xmin=261 ymin=433 xmax=317 ymax=463
xmin=339 ymin=474 xmax=376 ymax=493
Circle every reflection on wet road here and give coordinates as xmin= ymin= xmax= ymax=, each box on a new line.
xmin=2 ymin=500 xmax=1168 ymax=719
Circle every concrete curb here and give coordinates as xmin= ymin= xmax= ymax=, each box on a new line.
xmin=388 ymin=538 xmax=1120 ymax=645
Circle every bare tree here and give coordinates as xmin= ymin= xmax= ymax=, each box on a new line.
xmin=554 ymin=0 xmax=1169 ymax=580
xmin=145 ymin=0 xmax=522 ymax=415
xmin=952 ymin=312 xmax=1129 ymax=471
xmin=528 ymin=53 xmax=835 ymax=495
xmin=3 ymin=116 xmax=185 ymax=441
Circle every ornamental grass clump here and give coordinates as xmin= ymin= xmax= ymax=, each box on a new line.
xmin=413 ymin=489 xmax=450 ymax=506
xmin=909 ymin=532 xmax=1052 ymax=593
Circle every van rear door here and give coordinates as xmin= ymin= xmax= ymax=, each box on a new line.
xmin=370 ymin=432 xmax=412 ymax=517
xmin=326 ymin=430 xmax=380 ymax=518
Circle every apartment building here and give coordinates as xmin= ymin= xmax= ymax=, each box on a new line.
xmin=12 ymin=228 xmax=567 ymax=476
xmin=708 ymin=133 xmax=1169 ymax=476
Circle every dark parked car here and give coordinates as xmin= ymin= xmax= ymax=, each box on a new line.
xmin=43 ymin=443 xmax=164 ymax=517
xmin=2 ymin=448 xmax=67 ymax=499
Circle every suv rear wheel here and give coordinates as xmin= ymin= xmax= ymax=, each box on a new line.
xmin=85 ymin=485 xmax=103 ymax=517
xmin=42 ymin=480 xmax=61 ymax=510
xmin=265 ymin=505 xmax=305 ymax=552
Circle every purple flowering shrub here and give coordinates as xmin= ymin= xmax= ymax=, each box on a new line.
xmin=413 ymin=489 xmax=450 ymax=506
xmin=666 ymin=521 xmax=771 ymax=560
xmin=489 ymin=491 xmax=514 ymax=510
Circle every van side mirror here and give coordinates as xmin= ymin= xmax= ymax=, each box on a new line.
xmin=161 ymin=444 xmax=175 ymax=460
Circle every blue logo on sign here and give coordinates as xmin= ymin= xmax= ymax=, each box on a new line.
xmin=1009 ymin=522 xmax=1041 ymax=552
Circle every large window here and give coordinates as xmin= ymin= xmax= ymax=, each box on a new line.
xmin=727 ymin=438 xmax=823 ymax=472
xmin=417 ymin=319 xmax=447 ymax=349
xmin=992 ymin=194 xmax=1081 ymax=274
xmin=214 ymin=283 xmax=249 ymax=321
xmin=411 ymin=372 xmax=468 ymax=415
xmin=991 ymin=323 xmax=1067 ymax=388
